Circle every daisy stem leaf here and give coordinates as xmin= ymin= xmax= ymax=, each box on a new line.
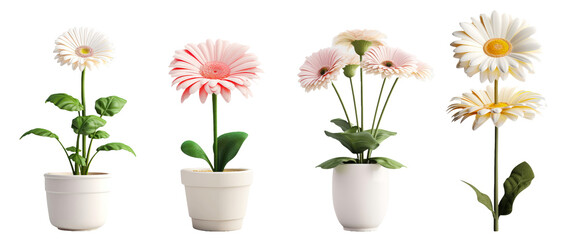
xmin=216 ymin=132 xmax=248 ymax=171
xmin=181 ymin=140 xmax=213 ymax=171
xmin=316 ymin=157 xmax=357 ymax=169
xmin=45 ymin=93 xmax=84 ymax=112
xmin=324 ymin=131 xmax=379 ymax=154
xmin=462 ymin=180 xmax=497 ymax=219
xmin=498 ymin=162 xmax=534 ymax=216
xmin=330 ymin=118 xmax=352 ymax=132
xmin=95 ymin=96 xmax=127 ymax=117
xmin=368 ymin=157 xmax=405 ymax=169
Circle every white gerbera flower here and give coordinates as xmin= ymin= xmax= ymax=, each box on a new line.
xmin=451 ymin=11 xmax=540 ymax=82
xmin=447 ymin=85 xmax=544 ymax=130
xmin=54 ymin=27 xmax=113 ymax=71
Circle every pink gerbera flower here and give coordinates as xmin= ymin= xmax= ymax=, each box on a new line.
xmin=298 ymin=48 xmax=345 ymax=92
xmin=361 ymin=46 xmax=417 ymax=79
xmin=411 ymin=61 xmax=433 ymax=81
xmin=169 ymin=39 xmax=261 ymax=103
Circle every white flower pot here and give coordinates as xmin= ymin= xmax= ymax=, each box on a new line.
xmin=333 ymin=164 xmax=389 ymax=231
xmin=181 ymin=168 xmax=253 ymax=231
xmin=44 ymin=172 xmax=111 ymax=231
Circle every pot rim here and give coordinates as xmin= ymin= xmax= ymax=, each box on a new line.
xmin=181 ymin=168 xmax=252 ymax=175
xmin=44 ymin=172 xmax=110 ymax=179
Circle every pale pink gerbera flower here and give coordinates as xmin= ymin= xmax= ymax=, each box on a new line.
xmin=298 ymin=48 xmax=345 ymax=92
xmin=411 ymin=61 xmax=433 ymax=81
xmin=333 ymin=29 xmax=386 ymax=49
xmin=169 ymin=39 xmax=261 ymax=103
xmin=361 ymin=46 xmax=418 ymax=79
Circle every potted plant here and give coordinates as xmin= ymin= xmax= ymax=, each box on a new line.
xmin=20 ymin=27 xmax=135 ymax=231
xmin=168 ymin=39 xmax=261 ymax=231
xmin=448 ymin=11 xmax=543 ymax=231
xmin=297 ymin=29 xmax=431 ymax=231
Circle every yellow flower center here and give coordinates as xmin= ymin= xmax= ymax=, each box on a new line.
xmin=483 ymin=38 xmax=512 ymax=58
xmin=487 ymin=102 xmax=509 ymax=108
xmin=75 ymin=46 xmax=94 ymax=58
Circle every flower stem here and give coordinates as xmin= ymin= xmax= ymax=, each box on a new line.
xmin=349 ymin=77 xmax=359 ymax=130
xmin=371 ymin=77 xmax=387 ymax=134
xmin=493 ymin=79 xmax=499 ymax=232
xmin=212 ymin=94 xmax=219 ymax=172
xmin=331 ymin=82 xmax=351 ymax=126
xmin=369 ymin=77 xmax=399 ymax=159
xmin=366 ymin=77 xmax=387 ymax=161
xmin=80 ymin=69 xmax=86 ymax=175
xmin=359 ymin=55 xmax=364 ymax=163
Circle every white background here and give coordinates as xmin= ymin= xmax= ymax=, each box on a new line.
xmin=0 ymin=0 xmax=568 ymax=239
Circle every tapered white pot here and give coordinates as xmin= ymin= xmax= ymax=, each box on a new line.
xmin=333 ymin=164 xmax=388 ymax=231
xmin=44 ymin=172 xmax=111 ymax=231
xmin=181 ymin=168 xmax=253 ymax=231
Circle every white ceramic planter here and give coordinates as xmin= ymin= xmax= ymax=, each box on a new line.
xmin=181 ymin=168 xmax=253 ymax=231
xmin=333 ymin=164 xmax=389 ymax=231
xmin=44 ymin=172 xmax=111 ymax=231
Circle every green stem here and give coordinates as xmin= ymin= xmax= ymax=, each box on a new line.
xmin=359 ymin=55 xmax=364 ymax=163
xmin=349 ymin=77 xmax=359 ymax=130
xmin=212 ymin=94 xmax=219 ymax=172
xmin=56 ymin=139 xmax=74 ymax=173
xmin=366 ymin=77 xmax=387 ymax=162
xmin=368 ymin=78 xmax=400 ymax=159
xmin=371 ymin=77 xmax=387 ymax=135
xmin=86 ymin=151 xmax=99 ymax=174
xmin=493 ymin=79 xmax=499 ymax=232
xmin=80 ymin=69 xmax=87 ymax=175
xmin=331 ymin=82 xmax=351 ymax=126
xmin=85 ymin=137 xmax=94 ymax=173
xmin=74 ymin=132 xmax=81 ymax=175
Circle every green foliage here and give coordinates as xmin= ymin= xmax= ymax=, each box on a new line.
xmin=89 ymin=130 xmax=110 ymax=139
xmin=462 ymin=180 xmax=496 ymax=218
xmin=66 ymin=146 xmax=80 ymax=152
xmin=71 ymin=115 xmax=106 ymax=135
xmin=96 ymin=142 xmax=136 ymax=156
xmin=330 ymin=118 xmax=352 ymax=131
xmin=45 ymin=93 xmax=84 ymax=112
xmin=316 ymin=157 xmax=356 ymax=169
xmin=368 ymin=157 xmax=405 ymax=169
xmin=325 ymin=130 xmax=379 ymax=154
xmin=69 ymin=153 xmax=86 ymax=166
xmin=20 ymin=128 xmax=59 ymax=140
xmin=499 ymin=162 xmax=535 ymax=216
xmin=217 ymin=132 xmax=248 ymax=171
xmin=366 ymin=129 xmax=397 ymax=144
xmin=95 ymin=96 xmax=127 ymax=117
xmin=181 ymin=140 xmax=212 ymax=168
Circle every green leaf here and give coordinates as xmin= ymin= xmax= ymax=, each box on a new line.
xmin=324 ymin=131 xmax=379 ymax=154
xmin=69 ymin=153 xmax=86 ymax=166
xmin=96 ymin=142 xmax=136 ymax=156
xmin=365 ymin=129 xmax=397 ymax=143
xmin=499 ymin=161 xmax=535 ymax=216
xmin=462 ymin=180 xmax=496 ymax=218
xmin=20 ymin=128 xmax=59 ymax=140
xmin=45 ymin=93 xmax=84 ymax=112
xmin=316 ymin=157 xmax=356 ymax=169
xmin=331 ymin=118 xmax=351 ymax=131
xmin=217 ymin=132 xmax=248 ymax=170
xmin=95 ymin=96 xmax=127 ymax=117
xmin=66 ymin=146 xmax=80 ymax=152
xmin=369 ymin=157 xmax=406 ymax=169
xmin=71 ymin=115 xmax=106 ymax=135
xmin=89 ymin=130 xmax=110 ymax=139
xmin=181 ymin=140 xmax=211 ymax=165
xmin=344 ymin=126 xmax=359 ymax=133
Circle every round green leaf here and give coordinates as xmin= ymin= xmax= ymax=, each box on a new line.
xmin=95 ymin=96 xmax=127 ymax=117
xmin=89 ymin=130 xmax=110 ymax=139
xmin=217 ymin=132 xmax=248 ymax=170
xmin=71 ymin=115 xmax=106 ymax=135
xmin=316 ymin=157 xmax=356 ymax=169
xmin=45 ymin=93 xmax=84 ymax=112
xmin=368 ymin=157 xmax=406 ymax=169
xmin=324 ymin=131 xmax=379 ymax=154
